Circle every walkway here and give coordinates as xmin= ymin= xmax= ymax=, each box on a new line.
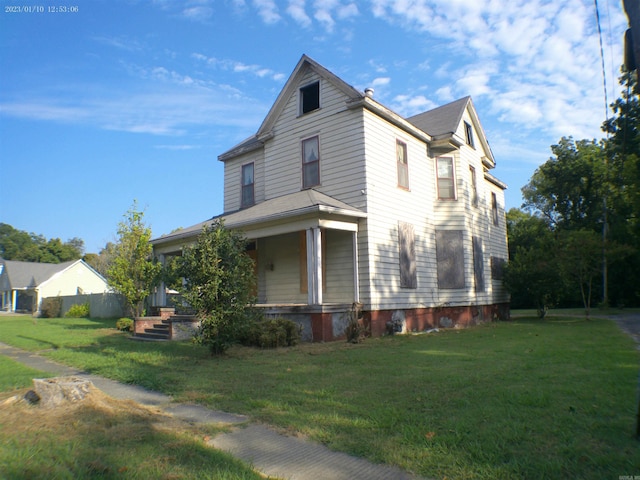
xmin=0 ymin=342 xmax=421 ymax=480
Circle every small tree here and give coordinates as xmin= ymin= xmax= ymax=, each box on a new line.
xmin=107 ymin=202 xmax=162 ymax=317
xmin=178 ymin=220 xmax=256 ymax=355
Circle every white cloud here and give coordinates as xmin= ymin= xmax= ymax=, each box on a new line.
xmin=253 ymin=0 xmax=281 ymax=23
xmin=287 ymin=0 xmax=312 ymax=27
xmin=182 ymin=6 xmax=214 ymax=22
xmin=367 ymin=0 xmax=625 ymax=142
xmin=372 ymin=77 xmax=390 ymax=87
xmin=391 ymin=94 xmax=437 ymax=117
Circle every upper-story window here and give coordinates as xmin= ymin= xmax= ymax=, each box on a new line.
xmin=491 ymin=192 xmax=499 ymax=225
xmin=300 ymin=81 xmax=320 ymax=115
xmin=396 ymin=140 xmax=409 ymax=189
xmin=469 ymin=166 xmax=478 ymax=207
xmin=464 ymin=121 xmax=475 ymax=148
xmin=241 ymin=162 xmax=254 ymax=208
xmin=436 ymin=156 xmax=456 ymax=200
xmin=302 ymin=136 xmax=320 ymax=188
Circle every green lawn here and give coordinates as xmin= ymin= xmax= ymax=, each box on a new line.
xmin=1 ymin=315 xmax=638 ymax=479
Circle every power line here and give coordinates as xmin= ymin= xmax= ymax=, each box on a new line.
xmin=594 ymin=0 xmax=610 ymax=125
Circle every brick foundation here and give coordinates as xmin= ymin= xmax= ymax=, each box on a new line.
xmin=364 ymin=303 xmax=510 ymax=338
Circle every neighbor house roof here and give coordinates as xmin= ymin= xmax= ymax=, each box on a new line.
xmin=152 ymin=189 xmax=366 ymax=247
xmin=0 ymin=259 xmax=77 ymax=289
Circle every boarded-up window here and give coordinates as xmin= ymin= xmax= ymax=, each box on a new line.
xmin=472 ymin=236 xmax=485 ymax=292
xmin=491 ymin=257 xmax=505 ymax=280
xmin=398 ymin=222 xmax=417 ymax=289
xmin=435 ymin=230 xmax=464 ymax=289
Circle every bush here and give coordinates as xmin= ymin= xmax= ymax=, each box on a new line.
xmin=116 ymin=317 xmax=134 ymax=332
xmin=241 ymin=317 xmax=301 ymax=348
xmin=40 ymin=297 xmax=62 ymax=318
xmin=65 ymin=303 xmax=90 ymax=318
xmin=345 ymin=303 xmax=367 ymax=343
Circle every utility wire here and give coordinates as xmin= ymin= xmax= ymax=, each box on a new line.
xmin=594 ymin=0 xmax=610 ymax=125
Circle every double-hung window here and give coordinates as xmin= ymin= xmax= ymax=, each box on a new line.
xmin=436 ymin=157 xmax=456 ymax=200
xmin=241 ymin=163 xmax=254 ymax=208
xmin=302 ymin=136 xmax=320 ymax=188
xmin=469 ymin=166 xmax=478 ymax=207
xmin=396 ymin=140 xmax=409 ymax=189
xmin=491 ymin=192 xmax=499 ymax=225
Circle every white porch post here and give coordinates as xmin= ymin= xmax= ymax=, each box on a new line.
xmin=352 ymin=231 xmax=360 ymax=303
xmin=11 ymin=290 xmax=17 ymax=312
xmin=156 ymin=254 xmax=167 ymax=307
xmin=306 ymin=227 xmax=323 ymax=305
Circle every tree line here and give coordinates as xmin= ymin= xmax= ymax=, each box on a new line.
xmin=505 ymin=71 xmax=640 ymax=316
xmin=0 ymin=223 xmax=84 ymax=264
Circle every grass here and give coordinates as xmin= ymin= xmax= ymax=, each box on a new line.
xmin=0 ymin=387 xmax=262 ymax=480
xmin=1 ymin=314 xmax=639 ymax=479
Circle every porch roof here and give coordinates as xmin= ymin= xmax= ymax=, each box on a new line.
xmin=152 ymin=189 xmax=366 ymax=248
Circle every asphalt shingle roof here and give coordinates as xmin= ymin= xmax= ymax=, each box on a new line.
xmin=407 ymin=96 xmax=470 ymax=139
xmin=0 ymin=259 xmax=76 ymax=289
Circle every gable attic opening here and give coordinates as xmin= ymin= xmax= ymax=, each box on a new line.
xmin=300 ymin=81 xmax=320 ymax=114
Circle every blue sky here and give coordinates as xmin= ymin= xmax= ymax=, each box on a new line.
xmin=0 ymin=0 xmax=627 ymax=254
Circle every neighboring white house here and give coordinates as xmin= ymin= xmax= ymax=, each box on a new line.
xmin=151 ymin=55 xmax=509 ymax=341
xmin=0 ymin=259 xmax=109 ymax=314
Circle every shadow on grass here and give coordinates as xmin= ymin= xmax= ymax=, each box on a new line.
xmin=0 ymin=390 xmax=261 ymax=479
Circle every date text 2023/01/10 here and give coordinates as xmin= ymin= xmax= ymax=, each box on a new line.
xmin=4 ymin=5 xmax=79 ymax=14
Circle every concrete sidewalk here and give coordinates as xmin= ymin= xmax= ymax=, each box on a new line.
xmin=0 ymin=342 xmax=421 ymax=480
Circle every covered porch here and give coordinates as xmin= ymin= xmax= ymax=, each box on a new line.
xmin=151 ymin=190 xmax=366 ymax=341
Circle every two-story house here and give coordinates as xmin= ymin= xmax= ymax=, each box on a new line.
xmin=151 ymin=55 xmax=509 ymax=341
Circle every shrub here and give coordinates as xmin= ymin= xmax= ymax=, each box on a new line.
xmin=116 ymin=317 xmax=134 ymax=332
xmin=40 ymin=297 xmax=62 ymax=318
xmin=65 ymin=303 xmax=90 ymax=318
xmin=345 ymin=303 xmax=367 ymax=343
xmin=178 ymin=221 xmax=257 ymax=355
xmin=241 ymin=317 xmax=301 ymax=348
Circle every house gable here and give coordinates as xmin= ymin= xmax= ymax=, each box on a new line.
xmin=408 ymin=97 xmax=495 ymax=169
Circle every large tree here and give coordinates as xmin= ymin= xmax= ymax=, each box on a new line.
xmin=522 ymin=137 xmax=607 ymax=232
xmin=107 ymin=202 xmax=162 ymax=317
xmin=0 ymin=223 xmax=83 ymax=263
xmin=178 ymin=220 xmax=256 ymax=355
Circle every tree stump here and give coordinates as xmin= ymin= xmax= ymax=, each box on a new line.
xmin=32 ymin=377 xmax=93 ymax=408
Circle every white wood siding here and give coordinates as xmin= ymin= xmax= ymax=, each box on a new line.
xmin=361 ymin=109 xmax=439 ymax=310
xmin=324 ymin=229 xmax=355 ymax=303
xmin=219 ymin=63 xmax=509 ymax=311
xmin=223 ymin=148 xmax=265 ymax=212
xmin=263 ymin=71 xmax=368 ymax=208
xmin=260 ymin=232 xmax=307 ymax=304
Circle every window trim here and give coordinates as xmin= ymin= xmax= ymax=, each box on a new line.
xmin=299 ymin=81 xmax=320 ymax=115
xmin=241 ymin=162 xmax=255 ymax=209
xmin=436 ymin=156 xmax=456 ymax=200
xmin=302 ymin=135 xmax=320 ymax=189
xmin=396 ymin=139 xmax=409 ymax=190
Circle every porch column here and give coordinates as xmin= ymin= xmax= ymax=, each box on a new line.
xmin=306 ymin=227 xmax=323 ymax=305
xmin=352 ymin=231 xmax=360 ymax=303
xmin=155 ymin=254 xmax=167 ymax=307
xmin=11 ymin=290 xmax=17 ymax=312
